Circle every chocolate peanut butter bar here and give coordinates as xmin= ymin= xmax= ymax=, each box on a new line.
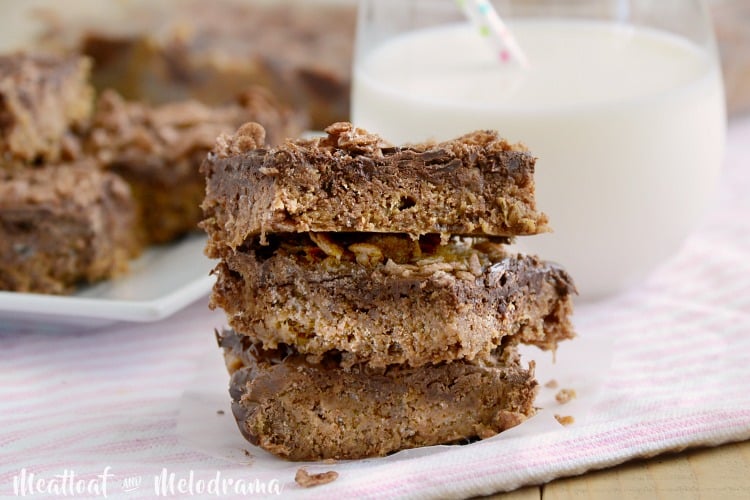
xmin=218 ymin=329 xmax=538 ymax=461
xmin=201 ymin=122 xmax=549 ymax=257
xmin=42 ymin=1 xmax=355 ymax=129
xmin=81 ymin=0 xmax=356 ymax=130
xmin=211 ymin=233 xmax=575 ymax=369
xmin=0 ymin=164 xmax=139 ymax=294
xmin=0 ymin=53 xmax=93 ymax=166
xmin=88 ymin=88 xmax=304 ymax=244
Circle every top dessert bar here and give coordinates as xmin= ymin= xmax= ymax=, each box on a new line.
xmin=202 ymin=122 xmax=549 ymax=257
xmin=0 ymin=53 xmax=93 ymax=166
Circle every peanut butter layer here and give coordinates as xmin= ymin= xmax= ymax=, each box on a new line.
xmin=87 ymin=88 xmax=304 ymax=244
xmin=0 ymin=164 xmax=140 ymax=294
xmin=0 ymin=53 xmax=93 ymax=166
xmin=218 ymin=328 xmax=538 ymax=461
xmin=210 ymin=233 xmax=575 ymax=369
xmin=201 ymin=122 xmax=549 ymax=257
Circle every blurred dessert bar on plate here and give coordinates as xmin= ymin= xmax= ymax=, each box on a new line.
xmin=0 ymin=52 xmax=142 ymax=295
xmin=0 ymin=163 xmax=139 ymax=294
xmin=0 ymin=53 xmax=92 ymax=167
xmin=37 ymin=0 xmax=355 ymax=129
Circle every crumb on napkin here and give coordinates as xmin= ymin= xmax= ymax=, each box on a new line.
xmin=295 ymin=468 xmax=339 ymax=488
xmin=555 ymin=388 xmax=577 ymax=404
xmin=555 ymin=414 xmax=575 ymax=426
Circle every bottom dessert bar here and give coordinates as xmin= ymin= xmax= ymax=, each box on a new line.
xmin=0 ymin=164 xmax=140 ymax=294
xmin=218 ymin=329 xmax=538 ymax=461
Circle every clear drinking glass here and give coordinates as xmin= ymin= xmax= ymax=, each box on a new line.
xmin=351 ymin=0 xmax=726 ymax=300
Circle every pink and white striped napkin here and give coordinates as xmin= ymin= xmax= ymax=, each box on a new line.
xmin=1 ymin=118 xmax=749 ymax=499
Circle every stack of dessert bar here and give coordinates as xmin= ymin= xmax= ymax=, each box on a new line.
xmin=202 ymin=122 xmax=576 ymax=460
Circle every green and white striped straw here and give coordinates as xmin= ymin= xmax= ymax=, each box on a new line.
xmin=456 ymin=0 xmax=529 ymax=67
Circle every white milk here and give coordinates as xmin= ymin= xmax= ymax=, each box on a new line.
xmin=352 ymin=20 xmax=726 ymax=299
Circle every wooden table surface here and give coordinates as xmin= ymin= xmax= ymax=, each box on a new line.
xmin=486 ymin=440 xmax=750 ymax=499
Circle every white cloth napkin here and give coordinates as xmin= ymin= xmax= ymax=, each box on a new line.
xmin=1 ymin=119 xmax=749 ymax=499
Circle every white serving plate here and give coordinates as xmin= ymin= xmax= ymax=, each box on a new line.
xmin=0 ymin=234 xmax=215 ymax=333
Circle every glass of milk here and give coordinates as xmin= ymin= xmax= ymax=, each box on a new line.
xmin=351 ymin=0 xmax=726 ymax=300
